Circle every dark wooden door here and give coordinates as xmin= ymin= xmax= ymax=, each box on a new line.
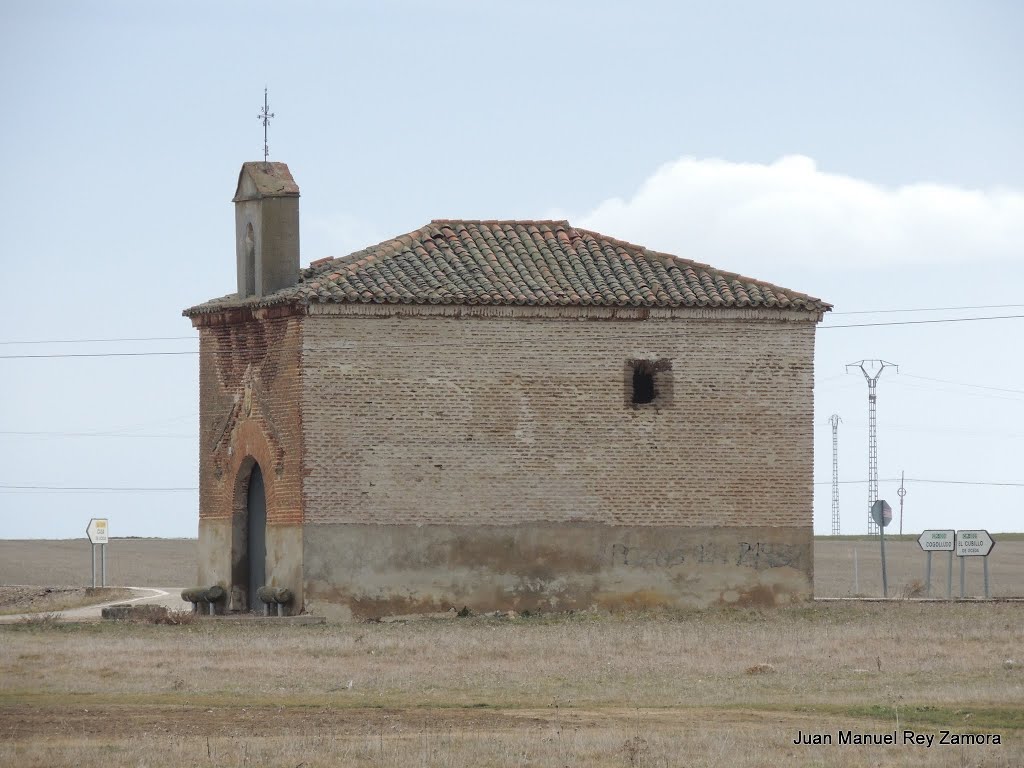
xmin=246 ymin=464 xmax=267 ymax=611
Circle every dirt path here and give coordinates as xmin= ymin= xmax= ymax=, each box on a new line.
xmin=0 ymin=586 xmax=189 ymax=623
xmin=0 ymin=702 xmax=837 ymax=742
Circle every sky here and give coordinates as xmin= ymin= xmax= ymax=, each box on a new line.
xmin=1 ymin=1 xmax=1022 ymax=540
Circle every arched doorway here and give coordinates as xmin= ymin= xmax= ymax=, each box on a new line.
xmin=245 ymin=463 xmax=267 ymax=611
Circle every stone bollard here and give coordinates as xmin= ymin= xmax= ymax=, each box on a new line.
xmin=180 ymin=587 xmax=204 ymax=614
xmin=180 ymin=586 xmax=227 ymax=616
xmin=256 ymin=585 xmax=293 ymax=616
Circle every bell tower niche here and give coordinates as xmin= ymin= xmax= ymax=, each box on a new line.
xmin=233 ymin=162 xmax=300 ymax=299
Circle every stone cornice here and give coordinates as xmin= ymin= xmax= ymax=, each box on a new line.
xmin=306 ymin=302 xmax=825 ymax=324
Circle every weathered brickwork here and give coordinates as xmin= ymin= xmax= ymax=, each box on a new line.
xmin=300 ymin=304 xmax=816 ymax=530
xmin=196 ymin=311 xmax=304 ymax=527
xmin=184 ymin=185 xmax=827 ymax=614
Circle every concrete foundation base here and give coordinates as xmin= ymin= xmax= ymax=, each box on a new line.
xmin=303 ymin=523 xmax=812 ymax=620
xmin=198 ymin=518 xmax=303 ymax=614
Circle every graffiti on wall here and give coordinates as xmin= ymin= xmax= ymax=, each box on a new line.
xmin=610 ymin=540 xmax=804 ymax=570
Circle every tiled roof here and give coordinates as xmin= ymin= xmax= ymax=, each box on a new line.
xmin=187 ymin=220 xmax=830 ymax=314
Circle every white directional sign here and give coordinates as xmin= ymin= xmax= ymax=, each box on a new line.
xmin=918 ymin=530 xmax=955 ymax=551
xmin=86 ymin=518 xmax=109 ymax=545
xmin=955 ymin=530 xmax=994 ymax=557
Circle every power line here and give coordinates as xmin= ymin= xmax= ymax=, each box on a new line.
xmin=820 ymin=314 xmax=1024 ymax=329
xmin=0 ymin=351 xmax=199 ymax=359
xmin=1 ymin=414 xmax=200 ymax=441
xmin=901 ymin=374 xmax=1024 ymax=396
xmin=2 ymin=311 xmax=1023 ymax=356
xmin=907 ymin=478 xmax=1024 ymax=487
xmin=0 ymin=431 xmax=195 ymax=439
xmin=813 ymin=477 xmax=1024 ymax=488
xmin=827 ymin=421 xmax=1024 ymax=439
xmin=822 ymin=374 xmax=1024 ymax=400
xmin=6 ymin=475 xmax=1021 ymax=493
xmin=831 ymin=303 xmax=1024 ymax=316
xmin=891 ymin=379 xmax=1024 ymax=404
xmin=0 ymin=336 xmax=196 ymax=346
xmin=0 ymin=484 xmax=197 ymax=492
xmin=2 ymin=313 xmax=1021 ymax=358
xmin=0 ymin=300 xmax=1019 ymax=347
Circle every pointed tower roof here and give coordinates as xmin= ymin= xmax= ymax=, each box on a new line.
xmin=232 ymin=161 xmax=300 ymax=202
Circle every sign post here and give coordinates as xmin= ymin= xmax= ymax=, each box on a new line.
xmin=955 ymin=530 xmax=995 ymax=599
xmin=86 ymin=518 xmax=109 ymax=587
xmin=870 ymin=500 xmax=893 ymax=597
xmin=917 ymin=530 xmax=954 ymax=599
xmin=948 ymin=547 xmax=953 ymax=600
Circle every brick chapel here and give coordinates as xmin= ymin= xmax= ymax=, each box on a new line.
xmin=184 ymin=162 xmax=830 ymax=619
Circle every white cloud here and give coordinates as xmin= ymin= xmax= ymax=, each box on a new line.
xmin=577 ymin=156 xmax=1024 ymax=273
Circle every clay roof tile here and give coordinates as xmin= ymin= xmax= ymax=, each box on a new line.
xmin=185 ymin=220 xmax=830 ymax=315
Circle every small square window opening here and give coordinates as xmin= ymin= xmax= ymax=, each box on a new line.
xmin=632 ymin=363 xmax=656 ymax=404
xmin=625 ymin=358 xmax=673 ymax=408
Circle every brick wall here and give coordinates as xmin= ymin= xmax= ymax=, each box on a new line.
xmin=300 ymin=305 xmax=816 ymax=529
xmin=196 ymin=313 xmax=304 ymax=527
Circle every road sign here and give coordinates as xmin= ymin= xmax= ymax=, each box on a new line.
xmin=956 ymin=530 xmax=994 ymax=557
xmin=918 ymin=530 xmax=955 ymax=551
xmin=86 ymin=518 xmax=108 ymax=545
xmin=870 ymin=500 xmax=892 ymax=529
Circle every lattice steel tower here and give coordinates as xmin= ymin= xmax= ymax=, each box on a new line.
xmin=846 ymin=360 xmax=898 ymax=534
xmin=829 ymin=414 xmax=842 ymax=535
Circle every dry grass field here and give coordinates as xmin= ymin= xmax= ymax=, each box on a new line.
xmin=1 ymin=604 xmax=1022 ymax=766
xmin=1 ymin=536 xmax=1022 ymax=766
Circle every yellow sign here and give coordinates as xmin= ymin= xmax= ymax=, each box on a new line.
xmin=86 ymin=518 xmax=109 ymax=544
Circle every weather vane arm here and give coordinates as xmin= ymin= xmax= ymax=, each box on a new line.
xmin=257 ymin=87 xmax=275 ymax=161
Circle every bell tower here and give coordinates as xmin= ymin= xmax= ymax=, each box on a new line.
xmin=233 ymin=162 xmax=300 ymax=298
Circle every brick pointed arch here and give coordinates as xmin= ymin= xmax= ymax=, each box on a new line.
xmin=229 ymin=421 xmax=281 ymax=525
xmin=193 ymin=313 xmax=303 ymax=612
xmin=220 ymin=418 xmax=302 ymax=526
xmin=224 ymin=420 xmax=303 ymax=611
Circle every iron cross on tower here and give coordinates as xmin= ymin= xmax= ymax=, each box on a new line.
xmin=258 ymin=88 xmax=275 ymax=161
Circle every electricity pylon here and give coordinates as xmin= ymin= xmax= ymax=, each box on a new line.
xmin=846 ymin=360 xmax=898 ymax=534
xmin=829 ymin=414 xmax=842 ymax=535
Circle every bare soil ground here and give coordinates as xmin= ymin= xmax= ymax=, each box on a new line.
xmin=815 ymin=535 xmax=1024 ymax=598
xmin=0 ymin=586 xmax=135 ymax=616
xmin=0 ymin=538 xmax=196 ymax=587
xmin=9 ymin=702 xmax=1011 ymax=768
xmin=1 ymin=603 xmax=1021 ymax=766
